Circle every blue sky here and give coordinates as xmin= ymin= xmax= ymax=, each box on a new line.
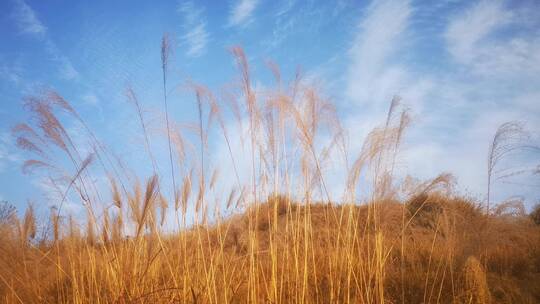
xmin=1 ymin=0 xmax=539 ymax=217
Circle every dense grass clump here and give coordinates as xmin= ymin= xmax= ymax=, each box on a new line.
xmin=1 ymin=37 xmax=539 ymax=303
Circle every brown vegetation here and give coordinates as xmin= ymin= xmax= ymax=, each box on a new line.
xmin=1 ymin=37 xmax=539 ymax=303
xmin=1 ymin=194 xmax=539 ymax=303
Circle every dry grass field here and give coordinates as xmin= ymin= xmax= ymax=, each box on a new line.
xmin=1 ymin=38 xmax=539 ymax=303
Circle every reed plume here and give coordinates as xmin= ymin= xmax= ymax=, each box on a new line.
xmin=3 ymin=40 xmax=539 ymax=304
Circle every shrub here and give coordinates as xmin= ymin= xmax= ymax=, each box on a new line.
xmin=530 ymin=204 xmax=540 ymax=225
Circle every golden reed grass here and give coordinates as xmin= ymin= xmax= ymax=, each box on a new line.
xmin=1 ymin=36 xmax=539 ymax=303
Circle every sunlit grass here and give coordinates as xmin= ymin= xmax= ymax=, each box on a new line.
xmin=1 ymin=36 xmax=539 ymax=303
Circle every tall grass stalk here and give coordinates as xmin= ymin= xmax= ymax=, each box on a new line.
xmin=2 ymin=40 xmax=539 ymax=304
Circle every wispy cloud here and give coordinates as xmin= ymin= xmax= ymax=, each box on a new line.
xmin=275 ymin=0 xmax=296 ymax=18
xmin=445 ymin=0 xmax=540 ymax=79
xmin=340 ymin=0 xmax=540 ymax=206
xmin=12 ymin=0 xmax=46 ymax=36
xmin=445 ymin=1 xmax=512 ymax=63
xmin=11 ymin=0 xmax=79 ymax=81
xmin=177 ymin=1 xmax=209 ymax=57
xmin=229 ymin=0 xmax=259 ymax=27
xmin=262 ymin=0 xmax=301 ymax=49
xmin=0 ymin=63 xmax=23 ymax=85
xmin=82 ymin=93 xmax=99 ymax=106
xmin=82 ymin=93 xmax=104 ymax=121
xmin=0 ymin=132 xmax=22 ymax=174
xmin=59 ymin=59 xmax=79 ymax=80
xmin=32 ymin=177 xmax=84 ymax=213
xmin=346 ymin=0 xmax=412 ymax=109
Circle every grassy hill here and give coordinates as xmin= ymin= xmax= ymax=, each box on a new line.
xmin=2 ymin=41 xmax=539 ymax=303
xmin=1 ymin=193 xmax=539 ymax=303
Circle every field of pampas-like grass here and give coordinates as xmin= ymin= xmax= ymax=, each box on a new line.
xmin=1 ymin=36 xmax=539 ymax=303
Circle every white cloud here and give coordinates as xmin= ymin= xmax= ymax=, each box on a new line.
xmin=445 ymin=1 xmax=512 ymax=64
xmin=0 ymin=64 xmax=23 ymax=85
xmin=82 ymin=93 xmax=99 ymax=106
xmin=346 ymin=0 xmax=412 ymax=109
xmin=10 ymin=1 xmax=79 ymax=81
xmin=177 ymin=1 xmax=209 ymax=57
xmin=59 ymin=59 xmax=79 ymax=80
xmin=12 ymin=0 xmax=47 ymax=36
xmin=45 ymin=41 xmax=80 ymax=81
xmin=81 ymin=93 xmax=105 ymax=122
xmin=229 ymin=0 xmax=259 ymax=27
xmin=183 ymin=24 xmax=209 ymax=57
xmin=262 ymin=0 xmax=301 ymax=49
xmin=343 ymin=0 xmax=432 ymax=148
xmin=276 ymin=0 xmax=296 ymax=17
xmin=32 ymin=177 xmax=84 ymax=214
xmin=445 ymin=0 xmax=540 ymax=78
xmin=339 ymin=0 xmax=540 ymax=207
